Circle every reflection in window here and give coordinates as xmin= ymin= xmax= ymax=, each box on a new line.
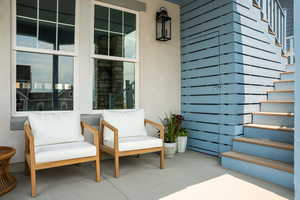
xmin=17 ymin=17 xmax=37 ymax=48
xmin=16 ymin=51 xmax=74 ymax=111
xmin=94 ymin=5 xmax=136 ymax=59
xmin=93 ymin=60 xmax=135 ymax=110
xmin=16 ymin=0 xmax=76 ymax=52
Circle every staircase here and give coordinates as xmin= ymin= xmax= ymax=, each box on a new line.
xmin=221 ymin=0 xmax=294 ymax=189
xmin=221 ymin=64 xmax=295 ymax=189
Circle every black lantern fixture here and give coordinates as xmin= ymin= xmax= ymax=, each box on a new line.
xmin=156 ymin=7 xmax=171 ymax=41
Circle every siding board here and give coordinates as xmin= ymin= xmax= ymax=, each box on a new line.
xmin=180 ymin=0 xmax=285 ymax=156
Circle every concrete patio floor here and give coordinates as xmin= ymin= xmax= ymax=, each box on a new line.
xmin=3 ymin=151 xmax=294 ymax=200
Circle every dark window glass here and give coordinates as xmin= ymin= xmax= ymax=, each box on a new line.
xmin=110 ymin=9 xmax=122 ymax=33
xmin=93 ymin=59 xmax=135 ymax=110
xmin=39 ymin=0 xmax=57 ymax=22
xmin=94 ymin=31 xmax=108 ymax=55
xmin=110 ymin=33 xmax=123 ymax=57
xmin=95 ymin=6 xmax=108 ymax=30
xmin=59 ymin=0 xmax=75 ymax=25
xmin=38 ymin=22 xmax=56 ymax=50
xmin=124 ymin=12 xmax=136 ymax=34
xmin=58 ymin=25 xmax=75 ymax=51
xmin=17 ymin=0 xmax=37 ymax=19
xmin=16 ymin=51 xmax=74 ymax=111
xmin=17 ymin=17 xmax=37 ymax=48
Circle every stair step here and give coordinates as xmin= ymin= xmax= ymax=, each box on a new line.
xmin=274 ymin=80 xmax=294 ymax=90
xmin=222 ymin=151 xmax=293 ymax=173
xmin=244 ymin=124 xmax=294 ymax=132
xmin=252 ymin=112 xmax=294 ymax=117
xmin=286 ymin=64 xmax=295 ymax=72
xmin=232 ymin=137 xmax=294 ymax=163
xmin=267 ymin=89 xmax=294 ymax=93
xmin=252 ymin=112 xmax=294 ymax=127
xmin=233 ymin=137 xmax=294 ymax=150
xmin=260 ymin=101 xmax=294 ymax=112
xmin=280 ymin=71 xmax=295 ymax=80
xmin=244 ymin=125 xmax=294 ymax=144
xmin=267 ymin=90 xmax=294 ymax=101
xmin=221 ymin=152 xmax=294 ymax=189
xmin=260 ymin=100 xmax=294 ymax=104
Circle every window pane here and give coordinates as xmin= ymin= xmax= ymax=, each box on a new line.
xmin=95 ymin=6 xmax=108 ymax=30
xmin=124 ymin=13 xmax=136 ymax=58
xmin=17 ymin=0 xmax=37 ymax=19
xmin=16 ymin=51 xmax=74 ymax=111
xmin=93 ymin=59 xmax=135 ymax=110
xmin=38 ymin=22 xmax=56 ymax=50
xmin=94 ymin=31 xmax=108 ymax=55
xmin=110 ymin=9 xmax=122 ymax=33
xmin=58 ymin=24 xmax=75 ymax=51
xmin=110 ymin=33 xmax=123 ymax=57
xmin=59 ymin=0 xmax=75 ymax=25
xmin=17 ymin=17 xmax=37 ymax=48
xmin=124 ymin=12 xmax=136 ymax=34
xmin=124 ymin=32 xmax=136 ymax=59
xmin=39 ymin=0 xmax=57 ymax=22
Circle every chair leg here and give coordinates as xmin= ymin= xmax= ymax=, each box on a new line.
xmin=25 ymin=161 xmax=30 ymax=176
xmin=95 ymin=158 xmax=101 ymax=182
xmin=160 ymin=149 xmax=165 ymax=169
xmin=30 ymin=167 xmax=37 ymax=197
xmin=114 ymin=155 xmax=120 ymax=178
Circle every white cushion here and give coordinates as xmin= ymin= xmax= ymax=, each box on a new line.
xmin=35 ymin=142 xmax=96 ymax=163
xmin=104 ymin=136 xmax=163 ymax=151
xmin=103 ymin=109 xmax=147 ymax=141
xmin=28 ymin=112 xmax=84 ymax=146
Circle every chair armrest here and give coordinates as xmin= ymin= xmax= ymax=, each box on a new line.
xmin=101 ymin=120 xmax=119 ymax=150
xmin=144 ymin=119 xmax=164 ymax=140
xmin=81 ymin=122 xmax=100 ymax=148
xmin=24 ymin=121 xmax=36 ymax=164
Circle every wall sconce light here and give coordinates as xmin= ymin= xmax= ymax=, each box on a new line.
xmin=156 ymin=7 xmax=171 ymax=41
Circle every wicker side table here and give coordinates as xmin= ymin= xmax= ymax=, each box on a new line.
xmin=0 ymin=146 xmax=17 ymax=196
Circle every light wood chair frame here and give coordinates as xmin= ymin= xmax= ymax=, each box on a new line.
xmin=24 ymin=121 xmax=101 ymax=197
xmin=100 ymin=119 xmax=165 ymax=178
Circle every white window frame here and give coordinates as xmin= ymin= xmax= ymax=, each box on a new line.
xmin=90 ymin=1 xmax=140 ymax=113
xmin=11 ymin=0 xmax=80 ymax=116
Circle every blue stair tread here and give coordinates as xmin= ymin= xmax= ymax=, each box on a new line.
xmin=244 ymin=124 xmax=294 ymax=132
xmin=222 ymin=151 xmax=293 ymax=173
xmin=233 ymin=137 xmax=294 ymax=150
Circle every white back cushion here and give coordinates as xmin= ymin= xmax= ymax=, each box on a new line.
xmin=103 ymin=109 xmax=147 ymax=140
xmin=28 ymin=112 xmax=84 ymax=146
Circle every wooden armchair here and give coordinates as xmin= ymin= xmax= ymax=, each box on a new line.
xmin=100 ymin=109 xmax=165 ymax=178
xmin=24 ymin=112 xmax=100 ymax=197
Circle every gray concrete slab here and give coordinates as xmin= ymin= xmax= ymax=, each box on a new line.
xmin=2 ymin=151 xmax=294 ymax=200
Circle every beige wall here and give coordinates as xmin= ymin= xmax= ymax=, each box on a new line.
xmin=0 ymin=0 xmax=180 ymax=163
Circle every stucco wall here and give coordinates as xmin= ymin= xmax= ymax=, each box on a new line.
xmin=0 ymin=0 xmax=180 ymax=163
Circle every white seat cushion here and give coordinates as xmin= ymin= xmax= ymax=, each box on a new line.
xmin=104 ymin=136 xmax=163 ymax=151
xmin=35 ymin=142 xmax=96 ymax=163
xmin=103 ymin=109 xmax=147 ymax=141
xmin=29 ymin=112 xmax=84 ymax=146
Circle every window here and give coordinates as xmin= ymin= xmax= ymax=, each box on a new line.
xmin=92 ymin=3 xmax=138 ymax=110
xmin=14 ymin=0 xmax=77 ymax=112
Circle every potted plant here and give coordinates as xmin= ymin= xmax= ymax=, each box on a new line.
xmin=177 ymin=128 xmax=188 ymax=153
xmin=161 ymin=114 xmax=184 ymax=158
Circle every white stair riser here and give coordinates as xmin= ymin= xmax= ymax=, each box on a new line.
xmin=286 ymin=65 xmax=295 ymax=72
xmin=280 ymin=73 xmax=295 ymax=80
xmin=252 ymin=115 xmax=294 ymax=127
xmin=244 ymin=127 xmax=294 ymax=144
xmin=221 ymin=157 xmax=294 ymax=189
xmin=233 ymin=141 xmax=293 ymax=163
xmin=274 ymin=82 xmax=294 ymax=90
xmin=260 ymin=103 xmax=294 ymax=113
xmin=268 ymin=92 xmax=294 ymax=101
